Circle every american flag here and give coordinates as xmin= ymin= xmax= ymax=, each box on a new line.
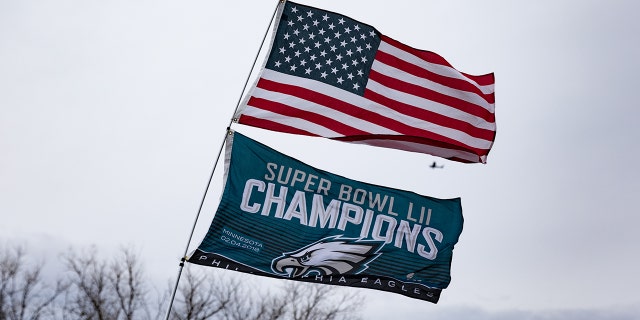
xmin=235 ymin=1 xmax=495 ymax=163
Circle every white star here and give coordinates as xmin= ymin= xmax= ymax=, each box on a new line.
xmin=320 ymin=50 xmax=327 ymax=57
xmin=347 ymin=73 xmax=354 ymax=80
xmin=353 ymin=83 xmax=360 ymax=90
xmin=331 ymin=67 xmax=338 ymax=74
xmin=305 ymin=67 xmax=312 ymax=74
xmin=279 ymin=47 xmax=286 ymax=54
xmin=303 ymin=24 xmax=309 ymax=31
xmin=337 ymin=77 xmax=344 ymax=84
xmin=352 ymin=60 xmax=358 ymax=66
xmin=297 ymin=15 xmax=304 ymax=22
xmin=360 ymin=56 xmax=368 ymax=63
xmin=350 ymin=36 xmax=357 ymax=43
xmin=318 ymin=28 xmax=326 ymax=36
xmin=310 ymin=54 xmax=317 ymax=61
xmin=328 ymin=23 xmax=335 ymax=30
xmin=309 ymin=33 xmax=315 ymax=40
xmin=344 ymin=27 xmax=351 ymax=34
xmin=365 ymin=43 xmax=372 ymax=50
xmin=324 ymin=37 xmax=331 ymax=44
xmin=285 ymin=56 xmax=292 ymax=63
xmin=315 ymin=62 xmax=322 ymax=69
xmin=346 ymin=49 xmax=353 ymax=56
xmin=330 ymin=45 xmax=337 ymax=52
xmin=288 ymin=20 xmax=294 ymax=27
xmin=322 ymin=14 xmax=329 ymax=21
xmin=307 ymin=10 xmax=313 ymax=17
xmin=357 ymin=70 xmax=364 ymax=76
xmin=313 ymin=20 xmax=319 ymax=27
xmin=342 ymin=63 xmax=349 ymax=70
xmin=293 ymin=29 xmax=300 ymax=36
xmin=314 ymin=41 xmax=321 ymax=48
xmin=298 ymin=38 xmax=305 ymax=44
xmin=336 ymin=53 xmax=343 ymax=61
xmin=274 ymin=61 xmax=281 ymax=67
xmin=325 ymin=58 xmax=333 ymax=65
xmin=334 ymin=31 xmax=341 ymax=38
xmin=284 ymin=33 xmax=291 ymax=40
xmin=340 ymin=40 xmax=347 ymax=47
xmin=294 ymin=50 xmax=301 ymax=57
xmin=354 ymin=25 xmax=360 ymax=31
xmin=290 ymin=65 xmax=297 ymax=71
xmin=369 ymin=30 xmax=376 ymax=37
xmin=288 ymin=42 xmax=296 ymax=48
xmin=338 ymin=18 xmax=345 ymax=24
xmin=356 ymin=46 xmax=363 ymax=53
xmin=321 ymin=71 xmax=328 ymax=78
xmin=304 ymin=46 xmax=311 ymax=53
xmin=291 ymin=6 xmax=298 ymax=13
xmin=300 ymin=59 xmax=307 ymax=66
xmin=360 ymin=34 xmax=367 ymax=40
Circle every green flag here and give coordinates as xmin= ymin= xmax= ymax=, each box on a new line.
xmin=188 ymin=131 xmax=463 ymax=303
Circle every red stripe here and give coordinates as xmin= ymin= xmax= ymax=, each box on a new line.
xmin=364 ymin=88 xmax=495 ymax=141
xmin=367 ymin=68 xmax=495 ymax=124
xmin=254 ymin=77 xmax=488 ymax=155
xmin=461 ymin=71 xmax=495 ymax=87
xmin=238 ymin=115 xmax=317 ymax=137
xmin=378 ymin=36 xmax=495 ymax=104
xmin=382 ymin=35 xmax=495 ymax=87
xmin=256 ymin=79 xmax=436 ymax=137
xmin=246 ymin=96 xmax=370 ymax=136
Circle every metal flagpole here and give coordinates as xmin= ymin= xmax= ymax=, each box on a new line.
xmin=162 ymin=2 xmax=282 ymax=319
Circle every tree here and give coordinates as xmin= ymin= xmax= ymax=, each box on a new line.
xmin=1 ymin=244 xmax=364 ymax=320
xmin=169 ymin=266 xmax=363 ymax=320
xmin=169 ymin=267 xmax=239 ymax=320
xmin=0 ymin=244 xmax=65 ymax=320
xmin=270 ymin=281 xmax=363 ymax=320
xmin=61 ymin=246 xmax=150 ymax=320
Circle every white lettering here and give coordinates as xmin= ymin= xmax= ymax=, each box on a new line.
xmin=394 ymin=220 xmax=421 ymax=252
xmin=262 ymin=183 xmax=288 ymax=218
xmin=338 ymin=184 xmax=352 ymax=201
xmin=338 ymin=203 xmax=363 ymax=231
xmin=240 ymin=179 xmax=265 ymax=213
xmin=371 ymin=214 xmax=397 ymax=243
xmin=264 ymin=163 xmax=278 ymax=181
xmin=309 ymin=195 xmax=340 ymax=228
xmin=417 ymin=227 xmax=443 ymax=260
xmin=283 ymin=190 xmax=308 ymax=225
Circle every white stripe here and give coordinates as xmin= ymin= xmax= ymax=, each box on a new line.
xmin=371 ymin=60 xmax=495 ymax=114
xmin=241 ymin=107 xmax=343 ymax=137
xmin=349 ymin=139 xmax=482 ymax=163
xmin=366 ymin=78 xmax=496 ymax=131
xmin=256 ymin=70 xmax=494 ymax=150
xmin=250 ymin=87 xmax=400 ymax=135
xmin=378 ymin=40 xmax=495 ymax=95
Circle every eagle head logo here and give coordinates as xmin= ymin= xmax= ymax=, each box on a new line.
xmin=271 ymin=236 xmax=383 ymax=278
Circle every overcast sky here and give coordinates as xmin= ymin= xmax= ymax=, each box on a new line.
xmin=1 ymin=0 xmax=639 ymax=319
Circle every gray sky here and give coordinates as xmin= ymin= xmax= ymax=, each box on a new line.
xmin=1 ymin=0 xmax=639 ymax=319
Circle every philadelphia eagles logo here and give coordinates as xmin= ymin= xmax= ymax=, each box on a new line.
xmin=271 ymin=236 xmax=384 ymax=278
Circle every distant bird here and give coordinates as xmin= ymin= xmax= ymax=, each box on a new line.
xmin=430 ymin=161 xmax=444 ymax=169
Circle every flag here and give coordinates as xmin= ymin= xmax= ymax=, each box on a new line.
xmin=234 ymin=1 xmax=496 ymax=163
xmin=188 ymin=131 xmax=464 ymax=303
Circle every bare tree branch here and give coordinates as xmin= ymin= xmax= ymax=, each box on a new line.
xmin=109 ymin=247 xmax=147 ymax=320
xmin=4 ymin=244 xmax=364 ymax=320
xmin=0 ymin=244 xmax=65 ymax=320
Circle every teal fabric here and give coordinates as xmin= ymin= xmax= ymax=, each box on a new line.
xmin=191 ymin=131 xmax=463 ymax=301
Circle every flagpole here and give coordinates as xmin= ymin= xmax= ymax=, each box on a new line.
xmin=162 ymin=2 xmax=282 ymax=319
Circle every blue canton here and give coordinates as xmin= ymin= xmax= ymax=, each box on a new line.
xmin=266 ymin=2 xmax=381 ymax=95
